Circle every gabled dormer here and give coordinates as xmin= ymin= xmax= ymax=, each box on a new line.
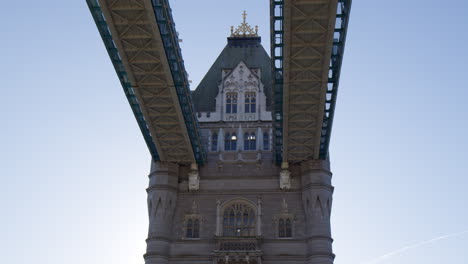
xmin=191 ymin=20 xmax=273 ymax=123
xmin=214 ymin=61 xmax=268 ymax=122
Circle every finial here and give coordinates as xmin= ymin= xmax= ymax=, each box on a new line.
xmin=281 ymin=198 xmax=288 ymax=213
xmin=230 ymin=11 xmax=259 ymax=37
xmin=191 ymin=200 xmax=198 ymax=214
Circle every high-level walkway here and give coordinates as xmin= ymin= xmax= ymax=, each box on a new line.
xmin=88 ymin=0 xmax=351 ymax=165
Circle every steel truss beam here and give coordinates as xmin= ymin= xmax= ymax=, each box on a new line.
xmin=271 ymin=0 xmax=284 ymax=164
xmin=87 ymin=0 xmax=205 ymax=164
xmin=87 ymin=0 xmax=160 ymax=161
xmin=272 ymin=0 xmax=351 ymax=162
xmin=319 ymin=0 xmax=352 ymax=159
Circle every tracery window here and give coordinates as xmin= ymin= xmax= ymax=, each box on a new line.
xmin=263 ymin=132 xmax=269 ymax=150
xmin=278 ymin=218 xmax=292 ymax=238
xmin=224 ymin=133 xmax=237 ymax=151
xmin=244 ymin=93 xmax=256 ymax=113
xmin=186 ymin=218 xmax=200 ymax=238
xmin=211 ymin=132 xmax=218 ymax=151
xmin=226 ymin=93 xmax=238 ymax=114
xmin=244 ymin=132 xmax=256 ymax=151
xmin=223 ymin=203 xmax=256 ymax=236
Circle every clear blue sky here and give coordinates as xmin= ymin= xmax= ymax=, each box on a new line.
xmin=1 ymin=0 xmax=467 ymax=263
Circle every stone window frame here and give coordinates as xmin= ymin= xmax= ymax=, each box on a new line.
xmin=273 ymin=213 xmax=295 ymax=239
xmin=183 ymin=214 xmax=202 ymax=240
xmin=226 ymin=92 xmax=238 ymax=114
xmin=243 ymin=131 xmax=256 ymax=151
xmin=224 ymin=132 xmax=237 ymax=151
xmin=211 ymin=132 xmax=218 ymax=152
xmin=244 ymin=92 xmax=256 ymax=113
xmin=278 ymin=217 xmax=292 ymax=238
xmin=217 ymin=198 xmax=260 ymax=237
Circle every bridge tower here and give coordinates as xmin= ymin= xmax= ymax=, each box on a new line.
xmin=88 ymin=1 xmax=351 ymax=263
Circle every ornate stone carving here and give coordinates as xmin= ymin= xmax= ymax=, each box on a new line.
xmin=188 ymin=163 xmax=199 ymax=191
xmin=303 ymin=192 xmax=331 ymax=222
xmin=271 ymin=197 xmax=295 ymax=238
xmin=279 ymin=162 xmax=291 ymax=190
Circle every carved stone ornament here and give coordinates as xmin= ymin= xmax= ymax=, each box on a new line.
xmin=279 ymin=162 xmax=291 ymax=190
xmin=188 ymin=163 xmax=199 ymax=191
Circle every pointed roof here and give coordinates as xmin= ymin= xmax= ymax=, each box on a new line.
xmin=192 ymin=37 xmax=272 ymax=112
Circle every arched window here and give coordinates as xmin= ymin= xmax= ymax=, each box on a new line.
xmin=279 ymin=219 xmax=285 ymax=237
xmin=186 ymin=218 xmax=200 ymax=238
xmin=226 ymin=93 xmax=238 ymax=114
xmin=285 ymin=219 xmax=292 ymax=237
xmin=263 ymin=132 xmax=269 ymax=150
xmin=211 ymin=132 xmax=218 ymax=151
xmin=186 ymin=219 xmax=193 ymax=238
xmin=226 ymin=98 xmax=231 ymax=113
xmin=244 ymin=132 xmax=256 ymax=151
xmin=223 ymin=203 xmax=256 ymax=236
xmin=193 ymin=219 xmax=200 ymax=238
xmin=224 ymin=133 xmax=237 ymax=151
xmin=278 ymin=218 xmax=292 ymax=238
xmin=244 ymin=93 xmax=256 ymax=113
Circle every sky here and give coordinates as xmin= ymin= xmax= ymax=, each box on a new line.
xmin=1 ymin=0 xmax=468 ymax=264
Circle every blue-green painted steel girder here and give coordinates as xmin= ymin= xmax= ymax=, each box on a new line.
xmin=271 ymin=0 xmax=352 ymax=162
xmin=150 ymin=0 xmax=205 ymax=164
xmin=87 ymin=0 xmax=206 ymax=164
xmin=319 ymin=0 xmax=352 ymax=159
xmin=87 ymin=0 xmax=160 ymax=161
xmin=270 ymin=0 xmax=284 ymax=164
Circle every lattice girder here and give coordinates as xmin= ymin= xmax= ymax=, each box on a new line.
xmin=99 ymin=0 xmax=195 ymax=163
xmin=283 ymin=0 xmax=338 ymax=161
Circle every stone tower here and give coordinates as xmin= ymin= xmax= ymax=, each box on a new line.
xmin=144 ymin=15 xmax=335 ymax=264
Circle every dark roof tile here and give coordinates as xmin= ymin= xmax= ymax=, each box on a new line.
xmin=192 ymin=37 xmax=272 ymax=112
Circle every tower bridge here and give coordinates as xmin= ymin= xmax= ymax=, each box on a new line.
xmin=88 ymin=1 xmax=351 ymax=263
xmin=271 ymin=0 xmax=351 ymax=162
xmin=88 ymin=0 xmax=205 ymax=165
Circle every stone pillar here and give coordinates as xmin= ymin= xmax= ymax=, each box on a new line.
xmin=216 ymin=199 xmax=221 ymax=236
xmin=238 ymin=91 xmax=244 ymax=117
xmin=269 ymin=128 xmax=273 ymax=151
xmin=256 ymin=197 xmax=262 ymax=236
xmin=257 ymin=127 xmax=262 ymax=150
xmin=145 ymin=161 xmax=179 ymax=264
xmin=301 ymin=159 xmax=335 ymax=264
xmin=208 ymin=130 xmax=212 ymax=151
xmin=221 ymin=91 xmax=225 ymax=121
xmin=237 ymin=125 xmax=243 ymax=151
xmin=218 ymin=128 xmax=224 ymax=151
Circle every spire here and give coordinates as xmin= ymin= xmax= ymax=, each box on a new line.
xmin=230 ymin=10 xmax=258 ymax=37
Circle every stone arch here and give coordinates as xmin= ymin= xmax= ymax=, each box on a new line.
xmin=220 ymin=198 xmax=258 ymax=237
xmin=220 ymin=197 xmax=258 ymax=212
